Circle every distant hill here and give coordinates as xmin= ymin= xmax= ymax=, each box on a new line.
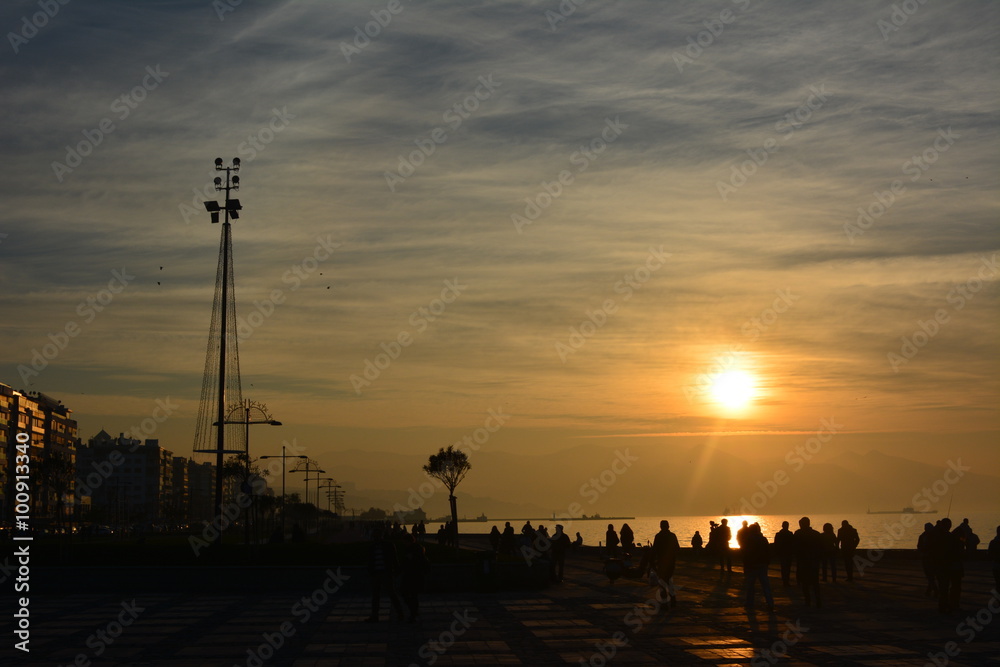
xmin=322 ymin=442 xmax=1000 ymax=518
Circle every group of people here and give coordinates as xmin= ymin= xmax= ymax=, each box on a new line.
xmin=364 ymin=515 xmax=1000 ymax=621
xmin=365 ymin=528 xmax=427 ymax=623
xmin=917 ymin=517 xmax=993 ymax=614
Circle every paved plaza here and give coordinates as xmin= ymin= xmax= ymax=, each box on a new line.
xmin=8 ymin=546 xmax=999 ymax=666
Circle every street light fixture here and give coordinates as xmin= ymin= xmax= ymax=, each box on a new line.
xmin=193 ymin=157 xmax=246 ymax=544
xmin=259 ymin=446 xmax=307 ymax=539
xmin=212 ymin=399 xmax=281 ymax=545
xmin=291 ymin=463 xmax=325 ymax=536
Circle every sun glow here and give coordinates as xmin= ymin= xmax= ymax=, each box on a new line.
xmin=710 ymin=370 xmax=757 ymax=412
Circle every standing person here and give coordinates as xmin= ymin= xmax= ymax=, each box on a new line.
xmin=501 ymin=521 xmax=516 ymax=555
xmin=917 ymin=522 xmax=939 ymax=597
xmin=489 ymin=525 xmax=501 ymax=553
xmin=606 ymin=523 xmax=620 ymax=559
xmin=365 ymin=529 xmax=405 ymax=622
xmin=399 ymin=533 xmax=427 ymax=623
xmin=774 ymin=521 xmax=795 ymax=586
xmin=550 ymin=524 xmax=572 ymax=583
xmin=736 ymin=520 xmax=751 ymax=550
xmin=650 ymin=520 xmax=680 ymax=607
xmin=741 ymin=523 xmax=774 ymax=612
xmin=620 ymin=523 xmax=635 ymax=557
xmin=988 ymin=525 xmax=1000 ymax=591
xmin=837 ymin=520 xmax=860 ymax=582
xmin=717 ymin=519 xmax=733 ymax=572
xmin=794 ymin=517 xmax=823 ymax=607
xmin=819 ymin=522 xmax=839 ymax=583
xmin=930 ymin=518 xmax=964 ymax=614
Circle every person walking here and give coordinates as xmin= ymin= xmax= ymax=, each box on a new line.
xmin=399 ymin=533 xmax=427 ymax=623
xmin=741 ymin=523 xmax=774 ymax=612
xmin=837 ymin=520 xmax=860 ymax=582
xmin=650 ymin=520 xmax=680 ymax=607
xmin=365 ymin=529 xmax=405 ymax=622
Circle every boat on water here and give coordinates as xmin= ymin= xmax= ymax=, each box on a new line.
xmin=866 ymin=506 xmax=938 ymax=515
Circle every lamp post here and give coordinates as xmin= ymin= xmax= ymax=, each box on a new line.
xmin=193 ymin=157 xmax=245 ymax=544
xmin=318 ymin=478 xmax=338 ymax=513
xmin=323 ymin=483 xmax=343 ymax=515
xmin=259 ymin=446 xmax=306 ymax=540
xmin=290 ymin=462 xmax=325 ymax=536
xmin=213 ymin=399 xmax=280 ymax=544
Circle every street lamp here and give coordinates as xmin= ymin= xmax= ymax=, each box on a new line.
xmin=317 ymin=478 xmax=337 ymax=513
xmin=193 ymin=157 xmax=245 ymax=544
xmin=212 ymin=399 xmax=281 ymax=544
xmin=259 ymin=445 xmax=306 ymax=539
xmin=291 ymin=462 xmax=325 ymax=536
xmin=321 ymin=482 xmax=343 ymax=515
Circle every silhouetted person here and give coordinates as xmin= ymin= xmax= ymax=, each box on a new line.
xmin=820 ymin=522 xmax=839 ymax=583
xmin=794 ymin=516 xmax=823 ymax=607
xmin=489 ymin=525 xmax=501 ymax=552
xmin=399 ymin=533 xmax=427 ymax=622
xmin=550 ymin=524 xmax=571 ymax=582
xmin=606 ymin=523 xmax=620 ymax=558
xmin=736 ymin=520 xmax=750 ymax=551
xmin=954 ymin=517 xmax=972 ymax=542
xmin=573 ymin=532 xmax=583 ymax=548
xmin=650 ymin=519 xmax=680 ymax=607
xmin=917 ymin=522 xmax=938 ymax=596
xmin=988 ymin=525 xmax=1000 ymax=591
xmin=741 ymin=523 xmax=774 ymax=612
xmin=837 ymin=520 xmax=860 ymax=582
xmin=365 ymin=529 xmax=404 ymax=622
xmin=929 ymin=518 xmax=964 ymax=613
xmin=691 ymin=530 xmax=703 ymax=551
xmin=717 ymin=519 xmax=733 ymax=572
xmin=774 ymin=521 xmax=794 ymax=585
xmin=620 ymin=523 xmax=635 ymax=556
xmin=501 ymin=521 xmax=516 ymax=555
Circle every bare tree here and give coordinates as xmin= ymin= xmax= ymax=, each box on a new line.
xmin=423 ymin=445 xmax=471 ymax=531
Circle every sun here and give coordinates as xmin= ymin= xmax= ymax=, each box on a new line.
xmin=710 ymin=370 xmax=757 ymax=412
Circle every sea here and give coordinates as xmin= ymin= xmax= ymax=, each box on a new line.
xmin=456 ymin=511 xmax=1000 ymax=551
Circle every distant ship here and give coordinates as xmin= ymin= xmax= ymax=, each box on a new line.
xmin=866 ymin=506 xmax=938 ymax=515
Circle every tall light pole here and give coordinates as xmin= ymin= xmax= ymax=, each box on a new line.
xmin=193 ymin=157 xmax=245 ymax=544
xmin=291 ymin=462 xmax=324 ymax=535
xmin=259 ymin=445 xmax=306 ymax=539
xmin=214 ymin=399 xmax=281 ymax=544
xmin=317 ymin=478 xmax=336 ymax=513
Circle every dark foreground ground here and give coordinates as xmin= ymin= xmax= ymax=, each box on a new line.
xmin=4 ymin=536 xmax=998 ymax=666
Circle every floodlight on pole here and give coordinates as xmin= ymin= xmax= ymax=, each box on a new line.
xmin=192 ymin=157 xmax=246 ymax=546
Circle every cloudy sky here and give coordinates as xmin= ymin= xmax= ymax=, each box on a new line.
xmin=2 ymin=1 xmax=998 ymax=498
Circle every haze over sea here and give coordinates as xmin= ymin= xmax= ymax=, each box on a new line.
xmin=459 ymin=512 xmax=1000 ymax=551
